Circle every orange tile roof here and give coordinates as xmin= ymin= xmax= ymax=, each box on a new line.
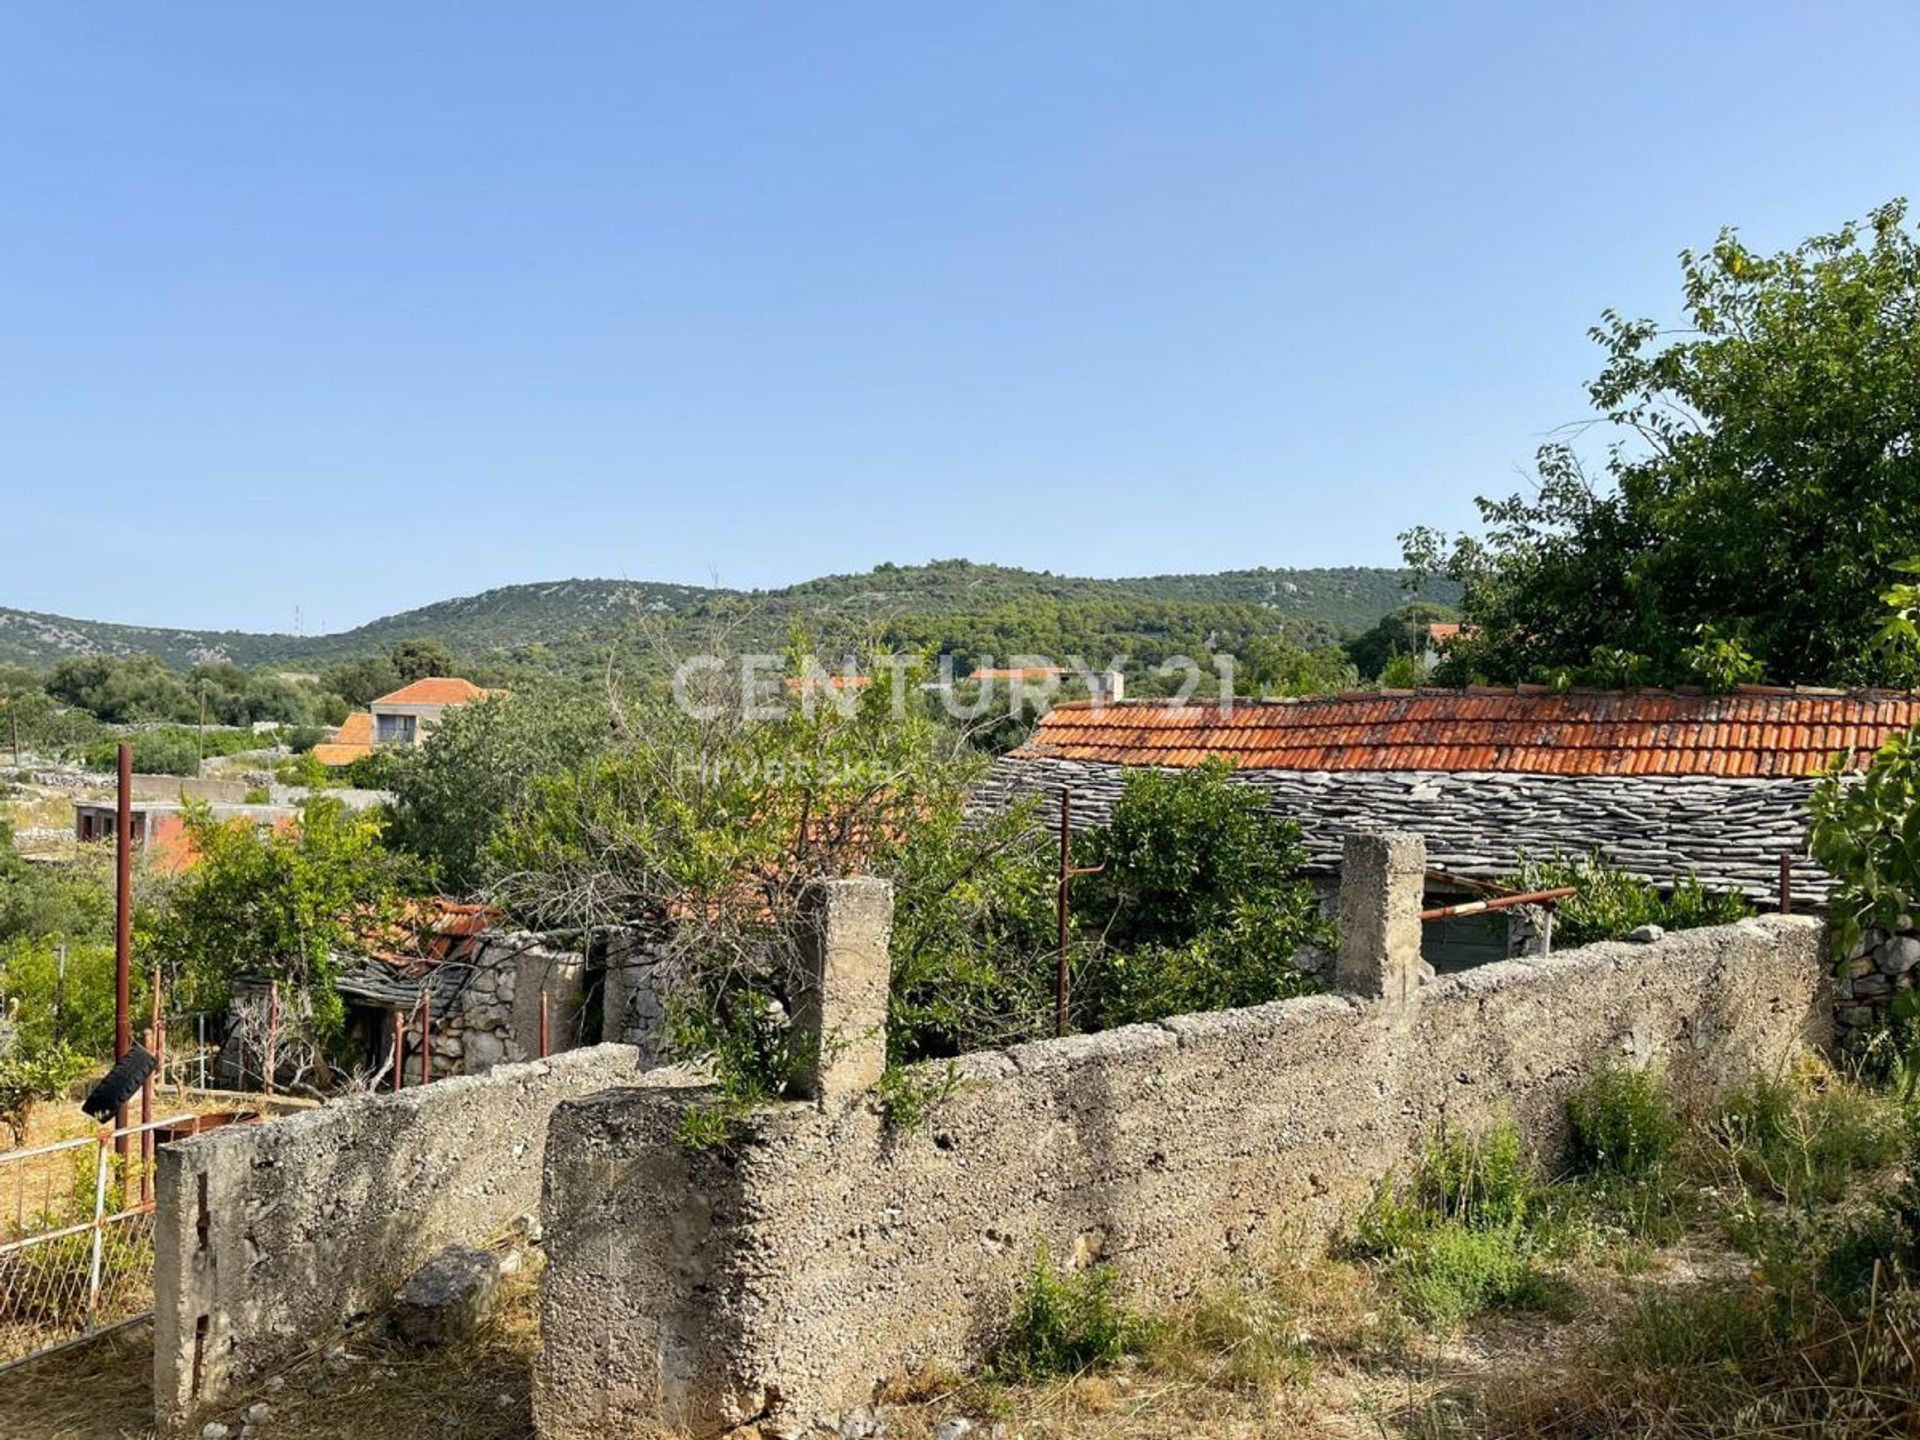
xmin=373 ymin=676 xmax=490 ymax=707
xmin=1427 ymin=622 xmax=1465 ymax=642
xmin=312 ymin=710 xmax=375 ymax=766
xmin=1016 ymin=688 xmax=1920 ymax=779
xmin=971 ymin=666 xmax=1070 ymax=681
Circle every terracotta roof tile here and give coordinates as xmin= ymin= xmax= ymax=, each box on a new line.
xmin=312 ymin=711 xmax=375 ymax=767
xmin=373 ymin=676 xmax=491 ymax=707
xmin=1015 ymin=689 xmax=1920 ymax=778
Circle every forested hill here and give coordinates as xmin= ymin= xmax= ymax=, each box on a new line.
xmin=0 ymin=562 xmax=1455 ymax=670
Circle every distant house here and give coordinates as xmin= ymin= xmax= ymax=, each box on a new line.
xmin=1419 ymin=622 xmax=1468 ymax=675
xmin=73 ymin=798 xmax=299 ymax=872
xmin=313 ymin=676 xmax=494 ymax=768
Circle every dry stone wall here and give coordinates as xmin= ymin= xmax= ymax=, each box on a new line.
xmin=1836 ymin=923 xmax=1920 ymax=1042
xmin=534 ymin=859 xmax=1830 ymax=1439
xmin=151 ymin=1044 xmax=666 ymax=1433
xmin=977 ymin=754 xmax=1821 ymax=903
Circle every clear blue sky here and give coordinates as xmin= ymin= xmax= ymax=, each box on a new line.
xmin=4 ymin=3 xmax=1917 ymax=634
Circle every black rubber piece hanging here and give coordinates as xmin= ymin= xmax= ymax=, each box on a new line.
xmin=83 ymin=1043 xmax=156 ymax=1122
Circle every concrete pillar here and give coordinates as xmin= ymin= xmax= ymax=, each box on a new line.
xmin=1336 ymin=831 xmax=1427 ymax=1004
xmin=790 ymin=877 xmax=894 ymax=1103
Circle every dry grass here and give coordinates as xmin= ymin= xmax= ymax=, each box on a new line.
xmin=0 ymin=1265 xmax=544 ymax=1440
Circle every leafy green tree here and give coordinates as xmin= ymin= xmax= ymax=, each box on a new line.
xmin=489 ymin=644 xmax=1057 ymax=1100
xmin=142 ymin=797 xmax=417 ymax=1033
xmin=0 ymin=817 xmax=117 ymax=943
xmin=385 ymin=685 xmax=615 ymax=895
xmin=321 ymin=654 xmax=402 ymax=707
xmin=389 ymin=637 xmax=456 ymax=684
xmin=1347 ymin=602 xmax=1458 ymax=680
xmin=1405 ymin=201 xmax=1920 ymax=688
xmin=0 ymin=1042 xmax=89 ymax=1145
xmin=1073 ymin=760 xmax=1328 ymax=1027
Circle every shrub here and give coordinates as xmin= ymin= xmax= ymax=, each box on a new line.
xmin=1565 ymin=1065 xmax=1680 ymax=1181
xmin=994 ymin=1248 xmax=1153 ymax=1381
xmin=1074 ymin=760 xmax=1329 ymax=1029
xmin=1717 ymin=1072 xmax=1908 ymax=1206
xmin=0 ymin=1042 xmax=89 ymax=1145
xmin=0 ymin=936 xmax=142 ymax=1060
xmin=1506 ymin=851 xmax=1751 ymax=947
xmin=1351 ymin=1120 xmax=1566 ymax=1327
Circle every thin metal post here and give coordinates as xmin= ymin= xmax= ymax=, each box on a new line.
xmin=538 ymin=989 xmax=549 ymax=1059
xmin=1056 ymin=790 xmax=1071 ymax=1037
xmin=1779 ymin=853 xmax=1793 ymax=915
xmin=196 ymin=1013 xmax=207 ymax=1092
xmin=86 ymin=1132 xmax=110 ymax=1331
xmin=1052 ymin=788 xmax=1105 ymax=1038
xmin=114 ymin=744 xmax=132 ymax=1154
xmin=392 ymin=1009 xmax=404 ymax=1092
xmin=264 ymin=981 xmax=279 ymax=1096
xmin=418 ymin=991 xmax=431 ymax=1087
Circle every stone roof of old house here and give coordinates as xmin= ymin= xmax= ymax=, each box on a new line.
xmin=1017 ymin=689 xmax=1920 ymax=779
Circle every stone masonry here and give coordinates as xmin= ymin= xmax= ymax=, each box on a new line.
xmin=975 ymin=754 xmax=1822 ymax=904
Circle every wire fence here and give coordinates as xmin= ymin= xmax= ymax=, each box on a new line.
xmin=0 ymin=1111 xmax=194 ymax=1369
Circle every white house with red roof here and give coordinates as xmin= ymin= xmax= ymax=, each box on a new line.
xmin=313 ymin=676 xmax=495 ymax=766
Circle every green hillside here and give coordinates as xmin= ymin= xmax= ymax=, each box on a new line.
xmin=0 ymin=562 xmax=1456 ymax=671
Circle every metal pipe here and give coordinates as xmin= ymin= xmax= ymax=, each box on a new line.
xmin=1420 ymin=887 xmax=1578 ymax=922
xmin=418 ymin=991 xmax=430 ymax=1087
xmin=1055 ymin=789 xmax=1070 ymax=1038
xmin=392 ymin=1009 xmax=404 ymax=1092
xmin=114 ymin=743 xmax=133 ymax=1153
xmin=538 ymin=990 xmax=549 ymax=1059
xmin=1779 ymin=853 xmax=1793 ymax=915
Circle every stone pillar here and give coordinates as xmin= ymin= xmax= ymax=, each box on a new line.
xmin=1336 ymin=831 xmax=1427 ymax=1005
xmin=790 ymin=877 xmax=894 ymax=1103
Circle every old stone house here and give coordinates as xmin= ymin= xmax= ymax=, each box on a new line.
xmin=974 ymin=687 xmax=1920 ymax=946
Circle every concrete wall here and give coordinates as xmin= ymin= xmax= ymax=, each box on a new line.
xmin=153 ymin=1043 xmax=656 ymax=1431
xmin=534 ymin=852 xmax=1830 ymax=1439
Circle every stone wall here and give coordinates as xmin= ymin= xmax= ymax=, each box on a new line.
xmin=533 ymin=856 xmax=1830 ymax=1439
xmin=976 ymin=754 xmax=1820 ymax=904
xmin=1835 ymin=923 xmax=1920 ymax=1043
xmin=152 ymin=1044 xmax=661 ymax=1432
xmin=409 ymin=933 xmax=591 ymax=1079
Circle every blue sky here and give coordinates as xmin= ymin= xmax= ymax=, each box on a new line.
xmin=4 ymin=3 xmax=1917 ymax=633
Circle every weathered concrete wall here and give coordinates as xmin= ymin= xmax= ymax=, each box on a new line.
xmin=536 ymin=893 xmax=1828 ymax=1437
xmin=153 ymin=1043 xmax=656 ymax=1431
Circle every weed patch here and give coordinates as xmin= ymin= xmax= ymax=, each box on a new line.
xmin=993 ymin=1248 xmax=1154 ymax=1382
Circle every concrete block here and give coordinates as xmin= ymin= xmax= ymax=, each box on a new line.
xmin=391 ymin=1245 xmax=502 ymax=1346
xmin=1335 ymin=830 xmax=1426 ymax=1004
xmin=790 ymin=878 xmax=894 ymax=1103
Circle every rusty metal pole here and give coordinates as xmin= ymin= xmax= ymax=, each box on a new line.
xmin=1056 ymin=790 xmax=1071 ymax=1038
xmin=114 ymin=742 xmax=133 ymax=1155
xmin=1779 ymin=854 xmax=1793 ymax=915
xmin=418 ymin=991 xmax=431 ymax=1087
xmin=392 ymin=1009 xmax=404 ymax=1092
